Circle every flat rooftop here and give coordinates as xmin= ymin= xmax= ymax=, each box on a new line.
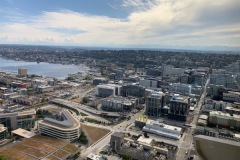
xmin=210 ymin=111 xmax=240 ymax=119
xmin=12 ymin=128 xmax=36 ymax=138
xmin=147 ymin=120 xmax=182 ymax=132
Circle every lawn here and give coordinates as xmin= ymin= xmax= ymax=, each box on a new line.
xmin=62 ymin=144 xmax=78 ymax=153
xmin=81 ymin=124 xmax=110 ymax=144
xmin=46 ymin=155 xmax=60 ymax=160
xmin=22 ymin=139 xmax=57 ymax=153
xmin=53 ymin=149 xmax=68 ymax=159
xmin=32 ymin=135 xmax=67 ymax=147
xmin=11 ymin=144 xmax=48 ymax=158
xmin=0 ymin=148 xmax=34 ymax=160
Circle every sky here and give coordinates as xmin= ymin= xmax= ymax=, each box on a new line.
xmin=0 ymin=0 xmax=240 ymax=50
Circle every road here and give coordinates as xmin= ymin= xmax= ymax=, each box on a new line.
xmin=176 ymin=76 xmax=210 ymax=160
xmin=79 ymin=110 xmax=143 ymax=159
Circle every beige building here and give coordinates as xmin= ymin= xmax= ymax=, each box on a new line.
xmin=194 ymin=135 xmax=240 ymax=160
xmin=0 ymin=124 xmax=7 ymax=141
xmin=18 ymin=68 xmax=28 ymax=77
xmin=0 ymin=109 xmax=36 ymax=130
xmin=209 ymin=111 xmax=240 ymax=129
xmin=38 ymin=110 xmax=80 ymax=142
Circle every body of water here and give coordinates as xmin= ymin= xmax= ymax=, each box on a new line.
xmin=0 ymin=57 xmax=88 ymax=79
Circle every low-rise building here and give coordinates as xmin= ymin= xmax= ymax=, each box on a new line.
xmin=87 ymin=153 xmax=105 ymax=160
xmin=204 ymin=99 xmax=229 ymax=111
xmin=38 ymin=110 xmax=80 ymax=142
xmin=143 ymin=120 xmax=182 ymax=139
xmin=37 ymin=85 xmax=54 ymax=93
xmin=209 ymin=111 xmax=240 ymax=129
xmin=0 ymin=124 xmax=7 ymax=141
xmin=92 ymin=78 xmax=108 ymax=85
xmin=0 ymin=109 xmax=36 ymax=130
xmin=96 ymin=84 xmax=121 ymax=98
xmin=223 ymin=91 xmax=240 ymax=103
xmin=101 ymin=96 xmax=138 ymax=111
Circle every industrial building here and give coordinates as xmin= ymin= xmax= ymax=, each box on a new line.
xmin=168 ymin=94 xmax=190 ymax=121
xmin=146 ymin=91 xmax=165 ymax=117
xmin=0 ymin=109 xmax=36 ymax=130
xmin=96 ymin=84 xmax=121 ymax=98
xmin=38 ymin=110 xmax=81 ymax=142
xmin=142 ymin=120 xmax=182 ymax=139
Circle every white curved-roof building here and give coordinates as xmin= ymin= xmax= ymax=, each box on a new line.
xmin=38 ymin=110 xmax=80 ymax=142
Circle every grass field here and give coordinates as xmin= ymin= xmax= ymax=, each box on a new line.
xmin=0 ymin=135 xmax=79 ymax=160
xmin=53 ymin=149 xmax=68 ymax=159
xmin=31 ymin=135 xmax=66 ymax=147
xmin=0 ymin=148 xmax=34 ymax=160
xmin=11 ymin=143 xmax=48 ymax=158
xmin=81 ymin=124 xmax=110 ymax=144
xmin=22 ymin=139 xmax=57 ymax=153
xmin=62 ymin=144 xmax=78 ymax=153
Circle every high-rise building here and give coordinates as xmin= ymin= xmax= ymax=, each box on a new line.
xmin=18 ymin=68 xmax=27 ymax=77
xmin=168 ymin=94 xmax=190 ymax=121
xmin=146 ymin=91 xmax=165 ymax=117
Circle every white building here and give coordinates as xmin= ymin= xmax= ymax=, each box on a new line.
xmin=37 ymin=85 xmax=54 ymax=93
xmin=162 ymin=65 xmax=185 ymax=76
xmin=38 ymin=110 xmax=80 ymax=142
xmin=139 ymin=78 xmax=160 ymax=88
xmin=87 ymin=153 xmax=105 ymax=160
xmin=204 ymin=99 xmax=229 ymax=111
xmin=169 ymin=83 xmax=192 ymax=95
xmin=101 ymin=96 xmax=134 ymax=111
xmin=96 ymin=84 xmax=121 ymax=98
xmin=143 ymin=120 xmax=182 ymax=139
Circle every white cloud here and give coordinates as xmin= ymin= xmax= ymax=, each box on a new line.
xmin=0 ymin=0 xmax=239 ymax=49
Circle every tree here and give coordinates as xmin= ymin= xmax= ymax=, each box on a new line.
xmin=144 ymin=132 xmax=149 ymax=138
xmin=122 ymin=154 xmax=132 ymax=160
xmin=72 ymin=152 xmax=80 ymax=159
xmin=0 ymin=154 xmax=11 ymax=160
xmin=81 ymin=97 xmax=89 ymax=104
xmin=78 ymin=131 xmax=88 ymax=145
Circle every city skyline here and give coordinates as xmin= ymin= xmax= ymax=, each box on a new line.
xmin=0 ymin=0 xmax=240 ymax=51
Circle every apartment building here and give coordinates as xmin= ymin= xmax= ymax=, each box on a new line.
xmin=168 ymin=95 xmax=190 ymax=121
xmin=146 ymin=91 xmax=165 ymax=117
